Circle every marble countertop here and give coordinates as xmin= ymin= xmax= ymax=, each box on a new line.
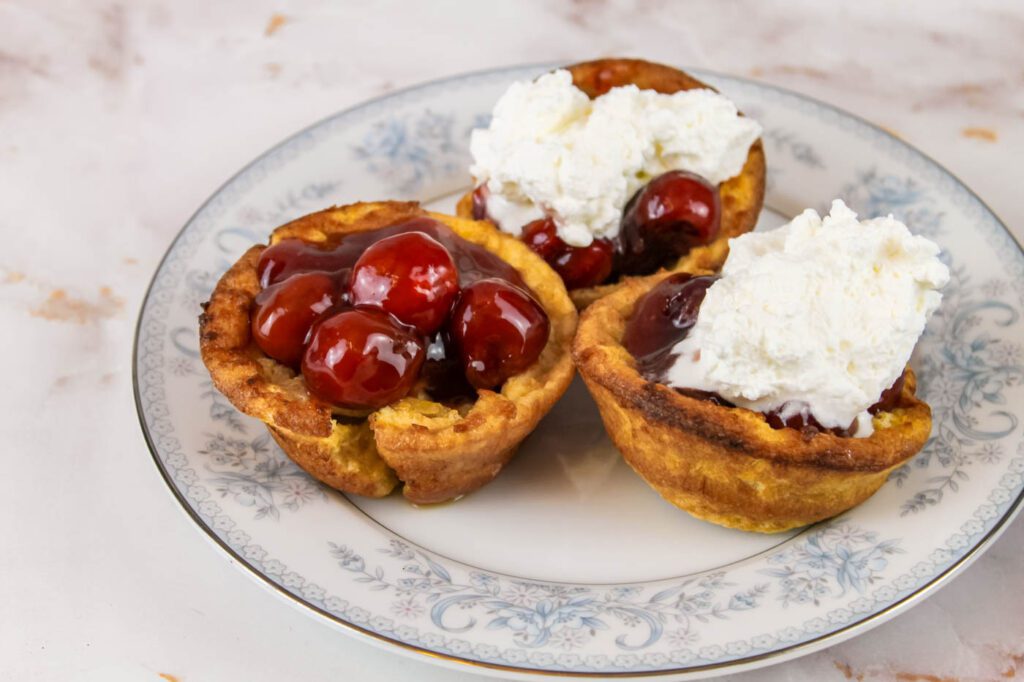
xmin=2 ymin=1 xmax=1022 ymax=680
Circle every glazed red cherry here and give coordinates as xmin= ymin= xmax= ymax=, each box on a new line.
xmin=257 ymin=239 xmax=353 ymax=288
xmin=251 ymin=271 xmax=343 ymax=367
xmin=618 ymin=171 xmax=721 ymax=275
xmin=623 ymin=273 xmax=718 ymax=362
xmin=555 ymin=239 xmax=615 ymax=290
xmin=450 ymin=279 xmax=550 ymax=389
xmin=521 ymin=218 xmax=615 ymax=290
xmin=868 ymin=373 xmax=906 ymax=414
xmin=301 ymin=309 xmax=425 ymax=410
xmin=521 ymin=218 xmax=563 ymax=262
xmin=349 ymin=232 xmax=460 ymax=335
xmin=471 ymin=184 xmax=490 ymax=221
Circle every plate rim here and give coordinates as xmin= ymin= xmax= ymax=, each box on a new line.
xmin=132 ymin=61 xmax=1024 ymax=679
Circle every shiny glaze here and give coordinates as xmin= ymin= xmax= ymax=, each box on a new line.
xmin=616 ymin=170 xmax=720 ymax=277
xmin=260 ymin=218 xmax=525 ymax=290
xmin=258 ymin=239 xmax=351 ymax=289
xmin=253 ymin=218 xmax=548 ymax=406
xmin=350 ymin=231 xmax=460 ymax=335
xmin=419 ymin=329 xmax=475 ymax=401
xmin=301 ymin=309 xmax=425 ymax=409
xmin=450 ymin=278 xmax=550 ymax=389
xmin=521 ymin=218 xmax=615 ymax=290
xmin=623 ymin=272 xmax=718 ymax=377
xmin=250 ymin=271 xmax=344 ymax=368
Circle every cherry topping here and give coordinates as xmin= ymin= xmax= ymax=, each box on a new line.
xmin=250 ymin=271 xmax=343 ymax=367
xmin=325 ymin=217 xmax=526 ymax=289
xmin=753 ymin=374 xmax=908 ymax=438
xmin=555 ymin=239 xmax=615 ymax=289
xmin=301 ymin=309 xmax=425 ymax=410
xmin=521 ymin=218 xmax=615 ymax=290
xmin=257 ymin=239 xmax=353 ymax=288
xmin=767 ymin=373 xmax=906 ymax=436
xmin=869 ymin=373 xmax=905 ymax=414
xmin=618 ymin=171 xmax=721 ymax=276
xmin=450 ymin=278 xmax=550 ymax=389
xmin=471 ymin=185 xmax=490 ymax=221
xmin=447 ymin=239 xmax=526 ymax=289
xmin=350 ymin=231 xmax=460 ymax=335
xmin=762 ymin=374 xmax=905 ymax=437
xmin=252 ymin=218 xmax=549 ymax=408
xmin=521 ymin=218 xmax=563 ymax=262
xmin=764 ymin=408 xmax=856 ymax=438
xmin=421 ymin=329 xmax=475 ymax=401
xmin=623 ymin=273 xmax=718 ymax=364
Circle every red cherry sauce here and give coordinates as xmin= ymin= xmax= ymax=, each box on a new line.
xmin=253 ymin=217 xmax=546 ymax=407
xmin=260 ymin=218 xmax=525 ymax=289
xmin=420 ymin=329 xmax=475 ymax=401
xmin=623 ymin=272 xmax=718 ymax=380
xmin=764 ymin=409 xmax=856 ymax=439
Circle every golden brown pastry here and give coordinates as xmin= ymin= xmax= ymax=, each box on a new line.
xmin=573 ymin=272 xmax=932 ymax=533
xmin=200 ymin=202 xmax=576 ymax=503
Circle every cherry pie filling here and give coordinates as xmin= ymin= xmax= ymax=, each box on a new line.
xmin=622 ymin=273 xmax=904 ymax=438
xmin=472 ymin=170 xmax=721 ymax=290
xmin=251 ymin=218 xmax=550 ymax=411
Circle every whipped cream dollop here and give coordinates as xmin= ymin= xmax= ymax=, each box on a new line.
xmin=666 ymin=200 xmax=950 ymax=437
xmin=469 ymin=69 xmax=761 ymax=247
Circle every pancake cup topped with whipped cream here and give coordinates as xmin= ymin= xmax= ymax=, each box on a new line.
xmin=457 ymin=58 xmax=767 ymax=310
xmin=573 ymin=200 xmax=950 ymax=532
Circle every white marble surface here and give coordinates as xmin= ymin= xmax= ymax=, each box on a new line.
xmin=2 ymin=0 xmax=1023 ymax=680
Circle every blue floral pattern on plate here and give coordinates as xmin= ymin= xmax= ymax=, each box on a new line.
xmin=134 ymin=65 xmax=1024 ymax=677
xmin=761 ymin=524 xmax=903 ymax=605
xmin=354 ymin=109 xmax=462 ymax=193
xmin=329 ymin=539 xmax=768 ymax=651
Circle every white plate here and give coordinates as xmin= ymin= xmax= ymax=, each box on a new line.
xmin=134 ymin=64 xmax=1024 ymax=680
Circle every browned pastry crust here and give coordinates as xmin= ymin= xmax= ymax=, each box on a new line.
xmin=572 ymin=273 xmax=933 ymax=533
xmin=200 ymin=202 xmax=577 ymax=503
xmin=456 ymin=58 xmax=766 ymax=310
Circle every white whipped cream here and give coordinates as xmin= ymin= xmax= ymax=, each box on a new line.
xmin=666 ymin=200 xmax=950 ymax=436
xmin=469 ymin=69 xmax=761 ymax=247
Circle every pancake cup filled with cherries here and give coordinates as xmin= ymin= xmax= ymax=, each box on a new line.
xmin=458 ymin=58 xmax=766 ymax=309
xmin=573 ymin=200 xmax=949 ymax=532
xmin=200 ymin=202 xmax=576 ymax=504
